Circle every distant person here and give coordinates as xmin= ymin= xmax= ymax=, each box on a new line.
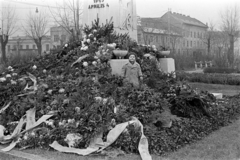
xmin=121 ymin=52 xmax=143 ymax=88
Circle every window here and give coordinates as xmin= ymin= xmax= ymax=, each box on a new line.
xmin=33 ymin=45 xmax=35 ymax=49
xmin=194 ymin=41 xmax=196 ymax=47
xmin=46 ymin=44 xmax=49 ymax=51
xmin=190 ymin=41 xmax=192 ymax=47
xmin=191 ymin=32 xmax=192 ymax=37
xmin=183 ymin=40 xmax=185 ymax=47
xmin=54 ymin=35 xmax=59 ymax=42
xmin=20 ymin=45 xmax=23 ymax=49
xmin=8 ymin=45 xmax=10 ymax=51
xmin=26 ymin=45 xmax=29 ymax=49
xmin=197 ymin=41 xmax=199 ymax=46
xmin=194 ymin=32 xmax=196 ymax=38
xmin=187 ymin=41 xmax=189 ymax=47
xmin=156 ymin=35 xmax=158 ymax=42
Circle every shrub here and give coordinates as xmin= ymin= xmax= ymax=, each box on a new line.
xmin=176 ymin=72 xmax=240 ymax=85
xmin=203 ymin=67 xmax=237 ymax=74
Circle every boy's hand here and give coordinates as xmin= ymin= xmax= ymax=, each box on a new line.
xmin=140 ymin=76 xmax=143 ymax=81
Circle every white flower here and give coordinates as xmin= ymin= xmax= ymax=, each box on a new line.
xmin=67 ymin=119 xmax=72 ymax=123
xmin=83 ymin=61 xmax=88 ymax=67
xmin=87 ymin=39 xmax=91 ymax=43
xmin=47 ymin=89 xmax=53 ymax=95
xmin=75 ymin=107 xmax=81 ymax=113
xmin=12 ymin=73 xmax=17 ymax=76
xmin=83 ymin=35 xmax=87 ymax=39
xmin=30 ymin=131 xmax=36 ymax=137
xmin=94 ymin=37 xmax=97 ymax=41
xmin=94 ymin=56 xmax=99 ymax=59
xmin=89 ymin=33 xmax=93 ymax=37
xmin=95 ymin=96 xmax=102 ymax=103
xmin=11 ymin=80 xmax=17 ymax=85
xmin=6 ymin=74 xmax=11 ymax=78
xmin=81 ymin=46 xmax=88 ymax=51
xmin=7 ymin=66 xmax=12 ymax=70
xmin=23 ymin=134 xmax=28 ymax=140
xmin=112 ymin=43 xmax=117 ymax=48
xmin=32 ymin=65 xmax=37 ymax=70
xmin=103 ymin=98 xmax=108 ymax=105
xmin=59 ymin=88 xmax=65 ymax=93
xmin=58 ymin=122 xmax=64 ymax=127
xmin=92 ymin=61 xmax=97 ymax=66
xmin=43 ymin=69 xmax=47 ymax=73
xmin=93 ymin=29 xmax=97 ymax=33
xmin=64 ymin=133 xmax=83 ymax=148
xmin=64 ymin=43 xmax=68 ymax=47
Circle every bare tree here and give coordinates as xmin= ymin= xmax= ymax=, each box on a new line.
xmin=169 ymin=34 xmax=182 ymax=54
xmin=200 ymin=22 xmax=217 ymax=55
xmin=0 ymin=4 xmax=18 ymax=63
xmin=220 ymin=4 xmax=240 ymax=66
xmin=49 ymin=0 xmax=82 ymax=41
xmin=23 ymin=12 xmax=49 ymax=56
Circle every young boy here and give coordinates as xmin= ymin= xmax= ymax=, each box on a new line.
xmin=121 ymin=52 xmax=143 ymax=88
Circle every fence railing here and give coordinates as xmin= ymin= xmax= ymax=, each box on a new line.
xmin=194 ymin=61 xmax=212 ymax=69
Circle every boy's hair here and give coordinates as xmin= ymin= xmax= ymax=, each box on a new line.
xmin=128 ymin=52 xmax=137 ymax=58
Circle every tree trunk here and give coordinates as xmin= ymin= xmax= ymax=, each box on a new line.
xmin=207 ymin=38 xmax=211 ymax=55
xmin=229 ymin=34 xmax=234 ymax=66
xmin=0 ymin=35 xmax=9 ymax=64
xmin=37 ymin=44 xmax=42 ymax=57
xmin=34 ymin=38 xmax=42 ymax=57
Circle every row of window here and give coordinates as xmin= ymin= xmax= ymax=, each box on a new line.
xmin=188 ymin=31 xmax=205 ymax=39
xmin=138 ymin=33 xmax=204 ymax=48
xmin=8 ymin=44 xmax=50 ymax=51
xmin=184 ymin=40 xmax=203 ymax=48
xmin=54 ymin=35 xmax=67 ymax=42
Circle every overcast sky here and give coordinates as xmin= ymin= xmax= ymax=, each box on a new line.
xmin=1 ymin=0 xmax=240 ymax=36
xmin=137 ymin=0 xmax=240 ymax=27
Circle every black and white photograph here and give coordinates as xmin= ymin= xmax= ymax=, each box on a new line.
xmin=0 ymin=0 xmax=240 ymax=159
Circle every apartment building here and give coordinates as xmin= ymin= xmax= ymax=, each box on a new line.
xmin=6 ymin=36 xmax=51 ymax=57
xmin=138 ymin=11 xmax=208 ymax=55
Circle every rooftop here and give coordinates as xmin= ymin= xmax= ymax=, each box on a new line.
xmin=168 ymin=12 xmax=207 ymax=28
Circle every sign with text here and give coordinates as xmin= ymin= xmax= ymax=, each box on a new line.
xmin=82 ymin=0 xmax=137 ymax=41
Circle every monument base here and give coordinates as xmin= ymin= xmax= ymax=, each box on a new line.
xmin=109 ymin=59 xmax=129 ymax=76
xmin=159 ymin=58 xmax=175 ymax=76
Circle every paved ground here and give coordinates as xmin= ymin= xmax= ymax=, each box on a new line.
xmin=184 ymin=69 xmax=204 ymax=73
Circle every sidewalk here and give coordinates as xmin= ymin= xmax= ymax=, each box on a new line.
xmin=184 ymin=69 xmax=203 ymax=74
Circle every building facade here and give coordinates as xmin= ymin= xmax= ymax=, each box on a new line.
xmin=50 ymin=26 xmax=71 ymax=49
xmin=6 ymin=36 xmax=51 ymax=57
xmin=137 ymin=11 xmax=208 ymax=55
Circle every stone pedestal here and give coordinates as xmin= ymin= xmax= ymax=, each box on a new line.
xmin=109 ymin=59 xmax=128 ymax=76
xmin=159 ymin=58 xmax=175 ymax=75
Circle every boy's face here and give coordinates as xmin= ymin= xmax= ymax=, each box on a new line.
xmin=129 ymin=55 xmax=136 ymax=62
